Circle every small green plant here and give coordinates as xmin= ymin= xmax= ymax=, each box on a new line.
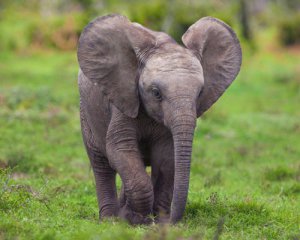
xmin=204 ymin=171 xmax=222 ymax=188
xmin=4 ymin=148 xmax=38 ymax=173
xmin=264 ymin=166 xmax=296 ymax=182
xmin=0 ymin=87 xmax=56 ymax=111
xmin=0 ymin=168 xmax=32 ymax=211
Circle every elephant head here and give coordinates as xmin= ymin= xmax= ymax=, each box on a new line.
xmin=77 ymin=14 xmax=241 ymax=223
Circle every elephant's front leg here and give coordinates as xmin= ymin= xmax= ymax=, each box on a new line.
xmin=106 ymin=107 xmax=153 ymax=225
xmin=151 ymin=133 xmax=174 ymax=223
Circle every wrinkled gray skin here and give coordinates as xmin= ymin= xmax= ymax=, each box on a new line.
xmin=77 ymin=14 xmax=241 ymax=225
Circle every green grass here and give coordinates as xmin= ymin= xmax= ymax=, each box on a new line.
xmin=0 ymin=46 xmax=299 ymax=239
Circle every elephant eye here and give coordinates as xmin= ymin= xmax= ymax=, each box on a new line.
xmin=151 ymin=87 xmax=162 ymax=101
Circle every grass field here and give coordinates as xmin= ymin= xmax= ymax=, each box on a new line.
xmin=0 ymin=42 xmax=299 ymax=239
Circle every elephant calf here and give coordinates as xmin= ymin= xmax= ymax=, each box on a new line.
xmin=77 ymin=14 xmax=241 ymax=224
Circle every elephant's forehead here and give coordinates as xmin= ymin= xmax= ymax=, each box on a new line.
xmin=145 ymin=49 xmax=203 ymax=76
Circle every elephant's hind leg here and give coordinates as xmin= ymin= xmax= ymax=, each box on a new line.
xmin=81 ymin=110 xmax=118 ymax=219
xmin=86 ymin=146 xmax=119 ymax=218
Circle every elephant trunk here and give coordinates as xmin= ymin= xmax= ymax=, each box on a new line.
xmin=169 ymin=111 xmax=196 ymax=223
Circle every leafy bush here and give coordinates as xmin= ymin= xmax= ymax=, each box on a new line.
xmin=0 ymin=8 xmax=88 ymax=51
xmin=31 ymin=13 xmax=89 ymax=50
xmin=0 ymin=0 xmax=237 ymax=51
xmin=0 ymin=10 xmax=38 ymax=51
xmin=278 ymin=14 xmax=300 ymax=46
xmin=128 ymin=0 xmax=235 ymax=42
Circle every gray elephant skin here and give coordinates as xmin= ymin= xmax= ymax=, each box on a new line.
xmin=77 ymin=14 xmax=241 ymax=225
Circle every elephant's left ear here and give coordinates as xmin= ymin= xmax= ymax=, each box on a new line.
xmin=182 ymin=17 xmax=242 ymax=117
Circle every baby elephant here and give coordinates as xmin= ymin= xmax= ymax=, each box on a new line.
xmin=77 ymin=14 xmax=241 ymax=224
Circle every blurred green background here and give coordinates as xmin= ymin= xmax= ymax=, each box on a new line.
xmin=0 ymin=0 xmax=299 ymax=239
xmin=1 ymin=0 xmax=300 ymax=51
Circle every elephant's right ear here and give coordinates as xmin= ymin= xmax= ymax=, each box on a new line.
xmin=77 ymin=14 xmax=156 ymax=118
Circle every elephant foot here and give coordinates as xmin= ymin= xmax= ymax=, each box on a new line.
xmin=119 ymin=205 xmax=153 ymax=225
xmin=98 ymin=202 xmax=119 ymax=221
xmin=155 ymin=215 xmax=170 ymax=224
xmin=153 ymin=208 xmax=171 ymax=224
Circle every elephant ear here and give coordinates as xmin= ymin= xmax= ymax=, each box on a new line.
xmin=77 ymin=14 xmax=156 ymax=118
xmin=182 ymin=17 xmax=242 ymax=117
